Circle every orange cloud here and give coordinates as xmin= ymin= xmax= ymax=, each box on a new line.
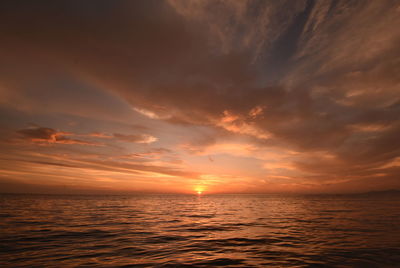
xmin=113 ymin=133 xmax=157 ymax=144
xmin=16 ymin=127 xmax=101 ymax=146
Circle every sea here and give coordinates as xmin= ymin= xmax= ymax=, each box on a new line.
xmin=1 ymin=193 xmax=399 ymax=267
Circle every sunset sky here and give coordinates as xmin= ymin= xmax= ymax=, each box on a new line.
xmin=1 ymin=0 xmax=399 ymax=194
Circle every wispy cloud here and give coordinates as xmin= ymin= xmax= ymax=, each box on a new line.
xmin=113 ymin=133 xmax=157 ymax=144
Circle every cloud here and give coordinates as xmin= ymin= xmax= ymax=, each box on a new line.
xmin=167 ymin=0 xmax=307 ymax=60
xmin=13 ymin=124 xmax=159 ymax=146
xmin=119 ymin=148 xmax=172 ymax=160
xmin=0 ymin=146 xmax=200 ymax=193
xmin=16 ymin=127 xmax=101 ymax=146
xmin=133 ymin=107 xmax=170 ymax=120
xmin=113 ymin=133 xmax=157 ymax=144
xmin=87 ymin=132 xmax=113 ymax=138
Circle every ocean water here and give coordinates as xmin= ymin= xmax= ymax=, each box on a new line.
xmin=1 ymin=193 xmax=399 ymax=267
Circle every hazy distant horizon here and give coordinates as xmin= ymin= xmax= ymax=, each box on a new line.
xmin=1 ymin=180 xmax=399 ymax=196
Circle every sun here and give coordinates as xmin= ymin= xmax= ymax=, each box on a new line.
xmin=194 ymin=186 xmax=205 ymax=195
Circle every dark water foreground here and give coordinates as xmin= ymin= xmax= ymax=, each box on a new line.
xmin=1 ymin=193 xmax=399 ymax=267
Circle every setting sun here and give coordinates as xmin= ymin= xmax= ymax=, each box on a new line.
xmin=194 ymin=186 xmax=205 ymax=195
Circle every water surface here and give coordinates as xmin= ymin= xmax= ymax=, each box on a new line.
xmin=1 ymin=194 xmax=399 ymax=267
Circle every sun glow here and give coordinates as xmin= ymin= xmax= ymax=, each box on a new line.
xmin=194 ymin=186 xmax=205 ymax=195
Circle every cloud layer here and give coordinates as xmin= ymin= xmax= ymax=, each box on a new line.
xmin=0 ymin=0 xmax=399 ymax=193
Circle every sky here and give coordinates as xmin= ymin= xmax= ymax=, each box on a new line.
xmin=0 ymin=0 xmax=399 ymax=194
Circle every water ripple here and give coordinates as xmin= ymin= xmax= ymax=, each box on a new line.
xmin=1 ymin=193 xmax=400 ymax=267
